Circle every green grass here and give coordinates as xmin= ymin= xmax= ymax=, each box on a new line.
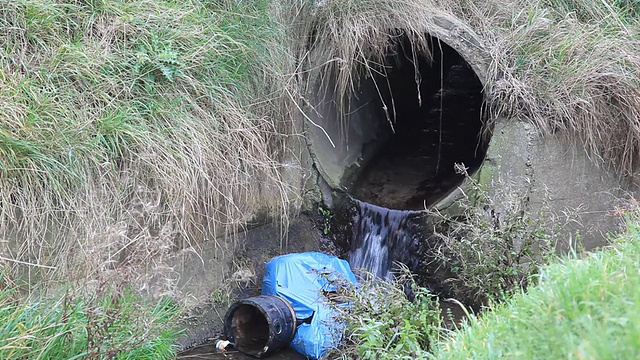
xmin=0 ymin=0 xmax=295 ymax=287
xmin=0 ymin=282 xmax=180 ymax=359
xmin=430 ymin=216 xmax=640 ymax=359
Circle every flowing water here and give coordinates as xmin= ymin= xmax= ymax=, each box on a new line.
xmin=348 ymin=200 xmax=423 ymax=279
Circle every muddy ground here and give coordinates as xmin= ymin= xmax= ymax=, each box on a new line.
xmin=174 ymin=213 xmax=328 ymax=358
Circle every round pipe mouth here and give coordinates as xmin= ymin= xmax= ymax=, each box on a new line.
xmin=305 ymin=30 xmax=491 ymax=210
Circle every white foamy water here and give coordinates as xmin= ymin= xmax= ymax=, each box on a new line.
xmin=348 ymin=200 xmax=420 ymax=279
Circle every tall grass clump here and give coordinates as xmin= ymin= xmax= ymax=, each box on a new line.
xmin=0 ymin=0 xmax=300 ymax=292
xmin=430 ymin=211 xmax=640 ymax=359
xmin=0 ymin=279 xmax=181 ymax=359
xmin=441 ymin=0 xmax=640 ymax=175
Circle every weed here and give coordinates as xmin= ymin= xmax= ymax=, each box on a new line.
xmin=431 ymin=212 xmax=640 ymax=359
xmin=330 ymin=267 xmax=441 ymax=360
xmin=210 ymin=287 xmax=230 ymax=307
xmin=426 ymin=165 xmax=572 ymax=304
xmin=132 ymin=31 xmax=185 ymax=87
xmin=319 ymin=205 xmax=334 ymax=235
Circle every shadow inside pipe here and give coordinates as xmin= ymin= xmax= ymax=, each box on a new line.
xmin=308 ymin=30 xmax=494 ymax=300
xmin=344 ymin=32 xmax=490 ymax=210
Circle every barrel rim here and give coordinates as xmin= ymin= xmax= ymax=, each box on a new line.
xmin=224 ymin=295 xmax=298 ymax=357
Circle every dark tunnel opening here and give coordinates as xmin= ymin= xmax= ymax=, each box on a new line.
xmin=306 ymin=30 xmax=490 ymax=211
xmin=346 ymin=33 xmax=489 ymax=210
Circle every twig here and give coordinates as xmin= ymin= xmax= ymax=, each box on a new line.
xmin=0 ymin=255 xmax=57 ymax=270
xmin=285 ymin=88 xmax=336 ymax=148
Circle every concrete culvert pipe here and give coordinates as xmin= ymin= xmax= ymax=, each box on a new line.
xmin=305 ymin=24 xmax=492 ymax=210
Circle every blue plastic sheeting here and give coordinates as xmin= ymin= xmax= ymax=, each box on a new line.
xmin=262 ymin=252 xmax=357 ymax=359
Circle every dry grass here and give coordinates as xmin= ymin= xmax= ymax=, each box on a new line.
xmin=288 ymin=0 xmax=447 ymax=126
xmin=445 ymin=0 xmax=640 ymax=175
xmin=0 ymin=0 xmax=302 ymax=294
xmin=472 ymin=0 xmax=640 ymax=176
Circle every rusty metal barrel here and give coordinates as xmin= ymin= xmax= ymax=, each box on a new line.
xmin=223 ymin=295 xmax=297 ymax=357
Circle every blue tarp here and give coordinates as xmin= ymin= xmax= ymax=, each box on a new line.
xmin=262 ymin=252 xmax=357 ymax=359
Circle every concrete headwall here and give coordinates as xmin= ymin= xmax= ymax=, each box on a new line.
xmin=481 ymin=120 xmax=626 ymax=250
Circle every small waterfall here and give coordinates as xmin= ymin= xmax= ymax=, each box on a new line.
xmin=348 ymin=200 xmax=422 ymax=279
